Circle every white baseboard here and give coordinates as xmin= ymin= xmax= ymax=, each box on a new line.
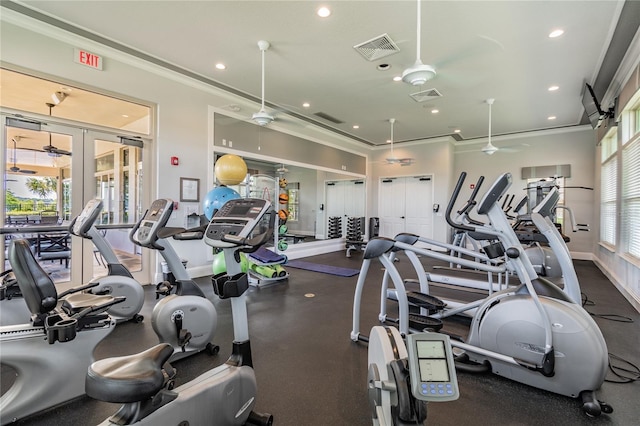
xmin=592 ymin=257 xmax=640 ymax=313
xmin=570 ymin=251 xmax=593 ymax=261
xmin=283 ymin=238 xmax=346 ymax=260
xmin=152 ymin=264 xmax=214 ymax=282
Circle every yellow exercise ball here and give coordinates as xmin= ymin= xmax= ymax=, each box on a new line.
xmin=215 ymin=154 xmax=248 ymax=185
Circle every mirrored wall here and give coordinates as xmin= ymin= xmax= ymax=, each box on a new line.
xmin=224 ymin=156 xmax=365 ymax=246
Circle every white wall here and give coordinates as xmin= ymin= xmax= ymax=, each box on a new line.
xmin=368 ymin=138 xmax=454 ymax=244
xmin=454 ymin=127 xmax=597 ymax=256
xmin=0 ymin=16 xmax=368 ymax=280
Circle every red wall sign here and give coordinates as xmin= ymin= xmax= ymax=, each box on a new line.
xmin=74 ymin=48 xmax=103 ymax=70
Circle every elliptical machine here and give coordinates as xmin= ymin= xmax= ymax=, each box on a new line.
xmin=352 ymin=173 xmax=612 ymax=416
xmin=86 ymin=197 xmax=274 ymax=425
xmin=130 ymin=198 xmax=218 ymax=362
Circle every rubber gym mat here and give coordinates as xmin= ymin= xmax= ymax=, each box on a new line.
xmin=249 ymin=246 xmax=287 ymax=263
xmin=285 ymin=260 xmax=360 ymax=277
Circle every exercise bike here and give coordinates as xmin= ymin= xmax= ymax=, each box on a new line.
xmin=0 ymin=199 xmax=145 ymax=325
xmin=129 ymin=198 xmax=218 ymax=362
xmin=86 ymin=197 xmax=274 ymax=425
xmin=0 ymin=239 xmax=122 ymax=425
xmin=67 ymin=198 xmax=145 ymax=323
xmin=352 ymin=173 xmax=612 ymax=416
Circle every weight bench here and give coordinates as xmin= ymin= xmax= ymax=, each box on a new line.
xmin=346 ymin=240 xmax=368 ymax=258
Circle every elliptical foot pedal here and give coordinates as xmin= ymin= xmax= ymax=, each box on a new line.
xmin=408 ymin=314 xmax=443 ymax=332
xmin=406 ymin=292 xmax=446 ymax=314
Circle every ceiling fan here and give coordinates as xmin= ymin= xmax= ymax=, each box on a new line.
xmin=9 ymin=138 xmax=37 ymax=174
xmin=386 ymin=118 xmax=414 ymax=166
xmin=402 ymin=0 xmax=436 ymax=86
xmin=43 ymin=102 xmax=72 ymax=156
xmin=481 ymin=98 xmax=498 ymax=155
xmin=252 ymin=40 xmax=275 ymax=126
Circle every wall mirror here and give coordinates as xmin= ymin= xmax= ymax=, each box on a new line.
xmin=220 ymin=156 xmax=366 ymax=248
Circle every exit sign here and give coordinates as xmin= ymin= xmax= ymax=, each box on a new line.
xmin=74 ymin=48 xmax=103 ymax=70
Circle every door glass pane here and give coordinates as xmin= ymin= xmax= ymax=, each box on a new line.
xmin=4 ymin=126 xmax=72 ymax=283
xmin=91 ymin=140 xmax=142 ymax=279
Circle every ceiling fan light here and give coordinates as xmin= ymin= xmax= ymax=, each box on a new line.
xmin=51 ymin=91 xmax=67 ymax=105
xmin=252 ymin=110 xmax=274 ymax=126
xmin=401 ymin=62 xmax=436 ymax=86
xmin=482 ymin=144 xmax=498 ymax=155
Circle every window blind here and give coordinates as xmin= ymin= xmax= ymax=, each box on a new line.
xmin=622 ymin=136 xmax=640 ymax=257
xmin=600 ymin=157 xmax=617 ymax=246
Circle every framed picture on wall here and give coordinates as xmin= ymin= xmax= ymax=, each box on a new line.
xmin=180 ymin=177 xmax=200 ymax=202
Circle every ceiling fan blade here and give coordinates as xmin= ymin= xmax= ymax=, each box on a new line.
xmin=19 ymin=169 xmax=37 ymax=174
xmin=43 ymin=145 xmax=72 ymax=156
xmin=434 ymin=35 xmax=504 ymax=71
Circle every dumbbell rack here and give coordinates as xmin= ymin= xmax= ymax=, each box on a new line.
xmin=346 ymin=217 xmax=365 ymax=243
xmin=327 ymin=216 xmax=342 ymax=239
xmin=345 ymin=216 xmax=366 ymax=258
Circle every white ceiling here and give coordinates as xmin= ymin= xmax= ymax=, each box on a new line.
xmin=6 ymin=1 xmax=637 ymax=146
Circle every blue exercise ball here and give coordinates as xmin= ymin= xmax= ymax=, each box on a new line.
xmin=203 ymin=186 xmax=241 ymax=220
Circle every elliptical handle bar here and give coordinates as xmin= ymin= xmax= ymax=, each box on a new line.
xmin=458 ymin=175 xmax=485 ymax=216
xmin=446 ymin=172 xmax=475 ymax=232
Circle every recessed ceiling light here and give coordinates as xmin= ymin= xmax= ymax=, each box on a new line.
xmin=317 ymin=6 xmax=331 ymax=18
xmin=393 ymin=76 xmax=402 ymax=82
xmin=548 ymin=85 xmax=559 ymax=91
xmin=454 ymin=129 xmax=461 ymax=133
xmin=431 ymin=109 xmax=439 ymax=114
xmin=215 ymin=63 xmax=226 ymax=70
xmin=548 ymin=116 xmax=557 ymax=120
xmin=302 ymin=102 xmax=310 ymax=108
xmin=353 ymin=125 xmax=359 ymax=129
xmin=386 ymin=139 xmax=392 ymax=143
xmin=549 ymin=29 xmax=564 ymax=38
xmin=122 ymin=114 xmax=129 ymax=118
xmin=377 ymin=63 xmax=391 ymax=71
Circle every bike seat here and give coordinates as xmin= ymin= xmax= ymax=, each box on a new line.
xmin=62 ymin=293 xmax=117 ymax=314
xmin=86 ymin=343 xmax=174 ymax=403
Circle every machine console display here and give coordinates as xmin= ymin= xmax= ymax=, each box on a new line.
xmin=204 ymin=198 xmax=271 ymax=248
xmin=72 ymin=198 xmax=103 ymax=236
xmin=133 ymin=199 xmax=174 ymax=246
xmin=407 ymin=332 xmax=459 ymax=402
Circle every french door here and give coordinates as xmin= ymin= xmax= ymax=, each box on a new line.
xmin=378 ymin=176 xmax=434 ymax=244
xmin=2 ymin=114 xmax=150 ymax=286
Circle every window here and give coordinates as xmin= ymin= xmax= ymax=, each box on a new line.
xmin=620 ymin=93 xmax=640 ymax=258
xmin=600 ymin=133 xmax=617 ymax=246
xmin=621 ymin=135 xmax=640 ymax=257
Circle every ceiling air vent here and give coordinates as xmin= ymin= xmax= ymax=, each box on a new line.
xmin=314 ymin=112 xmax=344 ymax=124
xmin=353 ymin=33 xmax=401 ymax=61
xmin=409 ymin=88 xmax=443 ymax=103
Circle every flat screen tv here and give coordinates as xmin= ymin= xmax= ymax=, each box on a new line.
xmin=582 ymin=83 xmax=605 ymax=129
